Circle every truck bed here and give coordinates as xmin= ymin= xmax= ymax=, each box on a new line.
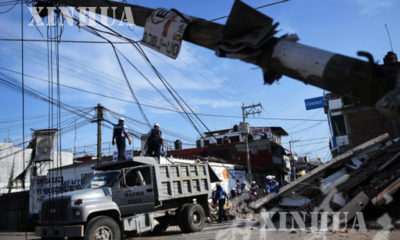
xmin=157 ymin=164 xmax=211 ymax=201
xmin=93 ymin=157 xmax=217 ymax=201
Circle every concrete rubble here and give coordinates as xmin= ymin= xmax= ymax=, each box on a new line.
xmin=251 ymin=133 xmax=400 ymax=224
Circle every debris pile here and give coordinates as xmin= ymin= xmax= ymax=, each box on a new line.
xmin=255 ymin=133 xmax=400 ymax=223
xmin=251 ymin=134 xmax=400 ymax=225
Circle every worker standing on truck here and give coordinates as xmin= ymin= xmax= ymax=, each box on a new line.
xmin=146 ymin=123 xmax=164 ymax=162
xmin=112 ymin=117 xmax=131 ymax=161
xmin=213 ymin=183 xmax=228 ymax=223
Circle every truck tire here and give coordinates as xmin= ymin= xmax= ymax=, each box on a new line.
xmin=153 ymin=217 xmax=169 ymax=233
xmin=181 ymin=203 xmax=206 ymax=233
xmin=84 ymin=216 xmax=121 ymax=240
xmin=177 ymin=203 xmax=191 ymax=232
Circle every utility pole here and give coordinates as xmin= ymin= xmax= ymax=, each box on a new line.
xmin=95 ymin=103 xmax=104 ymax=165
xmin=73 ymin=119 xmax=77 ymax=157
xmin=289 ymin=139 xmax=299 ymax=181
xmin=43 ymin=0 xmax=400 ymax=111
xmin=241 ymin=103 xmax=262 ymax=181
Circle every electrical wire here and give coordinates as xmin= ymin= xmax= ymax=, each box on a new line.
xmin=0 ymin=0 xmax=20 ymax=14
xmin=72 ymin=13 xmax=209 ymax=137
xmin=209 ymin=0 xmax=290 ymax=22
xmin=0 ymin=38 xmax=138 ymax=44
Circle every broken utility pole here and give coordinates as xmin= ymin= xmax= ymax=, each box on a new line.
xmin=35 ymin=0 xmax=400 ymax=116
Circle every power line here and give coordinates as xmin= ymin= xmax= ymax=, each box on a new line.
xmin=289 ymin=140 xmax=328 ymax=148
xmin=0 ymin=0 xmax=20 ymax=14
xmin=74 ymin=13 xmax=209 ymax=137
xmin=282 ymin=136 xmax=330 ymax=144
xmin=0 ymin=70 xmax=196 ymax=147
xmin=182 ymin=44 xmax=257 ymax=103
xmin=20 ymin=0 xmax=25 ymax=180
xmin=209 ymin=0 xmax=290 ymax=22
xmin=0 ymin=66 xmax=328 ymax=123
xmin=289 ymin=121 xmax=325 ymax=134
xmin=0 ymin=29 xmax=157 ymax=101
xmin=0 ymin=38 xmax=139 ymax=44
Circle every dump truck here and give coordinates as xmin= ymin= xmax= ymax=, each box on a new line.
xmin=36 ymin=157 xmax=219 ymax=239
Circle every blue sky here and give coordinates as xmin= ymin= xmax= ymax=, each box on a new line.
xmin=0 ymin=0 xmax=399 ymax=162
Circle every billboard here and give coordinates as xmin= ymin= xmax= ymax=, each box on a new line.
xmin=34 ymin=129 xmax=58 ymax=162
xmin=250 ymin=127 xmax=271 ymax=138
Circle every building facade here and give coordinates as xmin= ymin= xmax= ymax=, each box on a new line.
xmin=168 ymin=126 xmax=290 ymax=185
xmin=0 ymin=142 xmax=73 ymax=193
xmin=325 ymin=93 xmax=400 ymax=156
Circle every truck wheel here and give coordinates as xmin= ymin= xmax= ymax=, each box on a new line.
xmin=153 ymin=217 xmax=169 ymax=233
xmin=84 ymin=216 xmax=121 ymax=240
xmin=182 ymin=203 xmax=206 ymax=233
xmin=177 ymin=203 xmax=191 ymax=232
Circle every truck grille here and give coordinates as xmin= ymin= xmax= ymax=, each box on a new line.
xmin=40 ymin=198 xmax=70 ymax=222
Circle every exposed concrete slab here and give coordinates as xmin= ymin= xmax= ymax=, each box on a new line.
xmin=277 ymin=133 xmax=389 ymax=198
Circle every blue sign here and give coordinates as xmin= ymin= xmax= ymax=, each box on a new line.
xmin=305 ymin=96 xmax=325 ymax=110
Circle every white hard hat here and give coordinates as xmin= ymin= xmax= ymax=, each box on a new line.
xmin=266 ymin=175 xmax=273 ymax=180
xmin=154 ymin=123 xmax=160 ymax=127
xmin=252 ymin=181 xmax=256 ymax=184
xmin=119 ymin=117 xmax=125 ymax=121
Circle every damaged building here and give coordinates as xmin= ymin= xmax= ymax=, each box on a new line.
xmin=263 ymin=133 xmax=400 ymax=225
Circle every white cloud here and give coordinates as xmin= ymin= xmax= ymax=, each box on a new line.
xmin=189 ymin=98 xmax=241 ymax=108
xmin=347 ymin=0 xmax=392 ymax=17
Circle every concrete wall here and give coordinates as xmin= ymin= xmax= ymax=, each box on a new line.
xmin=0 ymin=142 xmax=73 ymax=192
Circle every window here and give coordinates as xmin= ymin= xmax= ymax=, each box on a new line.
xmin=229 ymin=136 xmax=240 ymax=143
xmin=84 ymin=172 xmax=119 ymax=189
xmin=332 ymin=115 xmax=347 ymax=136
xmin=125 ymin=170 xmax=142 ymax=187
xmin=125 ymin=167 xmax=152 ymax=187
xmin=217 ymin=138 xmax=223 ymax=144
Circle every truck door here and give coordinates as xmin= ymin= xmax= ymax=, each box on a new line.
xmin=113 ymin=166 xmax=155 ymax=216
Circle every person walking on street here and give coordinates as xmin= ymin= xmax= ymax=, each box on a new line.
xmin=146 ymin=123 xmax=164 ymax=162
xmin=265 ymin=175 xmax=280 ymax=195
xmin=112 ymin=117 xmax=131 ymax=161
xmin=213 ymin=183 xmax=228 ymax=223
xmin=265 ymin=175 xmax=280 ymax=207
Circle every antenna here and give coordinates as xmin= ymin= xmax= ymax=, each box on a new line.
xmin=385 ymin=24 xmax=394 ymax=52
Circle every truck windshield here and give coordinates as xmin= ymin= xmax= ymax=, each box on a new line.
xmin=84 ymin=172 xmax=119 ymax=188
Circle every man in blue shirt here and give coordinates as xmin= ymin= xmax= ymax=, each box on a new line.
xmin=145 ymin=123 xmax=164 ymax=162
xmin=112 ymin=118 xmax=131 ymax=161
xmin=213 ymin=183 xmax=228 ymax=223
xmin=265 ymin=175 xmax=280 ymax=195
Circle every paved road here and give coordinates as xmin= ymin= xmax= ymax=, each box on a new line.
xmin=2 ymin=219 xmax=400 ymax=240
